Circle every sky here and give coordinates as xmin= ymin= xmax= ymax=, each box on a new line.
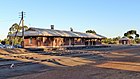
xmin=0 ymin=0 xmax=140 ymax=39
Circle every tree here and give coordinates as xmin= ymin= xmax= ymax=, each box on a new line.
xmin=124 ymin=30 xmax=139 ymax=39
xmin=9 ymin=23 xmax=22 ymax=34
xmin=124 ymin=33 xmax=128 ymax=37
xmin=135 ymin=38 xmax=140 ymax=44
xmin=1 ymin=41 xmax=6 ymax=45
xmin=113 ymin=36 xmax=121 ymax=40
xmin=86 ymin=30 xmax=96 ymax=34
xmin=0 ymin=39 xmax=2 ymax=43
xmin=9 ymin=23 xmax=28 ymax=34
xmin=135 ymin=34 xmax=139 ymax=38
xmin=23 ymin=25 xmax=28 ymax=30
xmin=123 ymin=30 xmax=140 ymax=44
xmin=8 ymin=23 xmax=28 ymax=45
xmin=102 ymin=36 xmax=121 ymax=44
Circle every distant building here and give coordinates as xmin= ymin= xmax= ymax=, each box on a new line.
xmin=8 ymin=26 xmax=106 ymax=48
xmin=119 ymin=37 xmax=131 ymax=45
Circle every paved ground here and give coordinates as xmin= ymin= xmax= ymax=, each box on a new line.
xmin=0 ymin=45 xmax=140 ymax=79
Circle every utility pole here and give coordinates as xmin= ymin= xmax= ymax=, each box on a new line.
xmin=21 ymin=11 xmax=25 ymax=48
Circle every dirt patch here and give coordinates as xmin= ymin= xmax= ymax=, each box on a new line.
xmin=1 ymin=46 xmax=140 ymax=79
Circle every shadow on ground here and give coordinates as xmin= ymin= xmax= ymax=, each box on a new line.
xmin=1 ymin=46 xmax=140 ymax=79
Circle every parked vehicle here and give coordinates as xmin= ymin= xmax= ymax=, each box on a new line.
xmin=4 ymin=44 xmax=15 ymax=49
xmin=0 ymin=44 xmax=4 ymax=48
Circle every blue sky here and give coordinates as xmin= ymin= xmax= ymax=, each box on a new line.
xmin=0 ymin=0 xmax=140 ymax=39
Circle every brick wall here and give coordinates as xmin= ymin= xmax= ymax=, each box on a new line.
xmin=24 ymin=36 xmax=102 ymax=47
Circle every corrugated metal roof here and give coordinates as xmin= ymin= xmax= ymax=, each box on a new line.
xmin=119 ymin=37 xmax=130 ymax=40
xmin=8 ymin=27 xmax=106 ymax=39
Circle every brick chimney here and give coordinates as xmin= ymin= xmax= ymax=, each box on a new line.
xmin=70 ymin=27 xmax=73 ymax=32
xmin=51 ymin=25 xmax=54 ymax=29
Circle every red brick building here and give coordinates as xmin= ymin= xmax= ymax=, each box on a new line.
xmin=8 ymin=27 xmax=106 ymax=48
xmin=119 ymin=37 xmax=131 ymax=45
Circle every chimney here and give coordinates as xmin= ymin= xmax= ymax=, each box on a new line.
xmin=70 ymin=27 xmax=73 ymax=32
xmin=51 ymin=25 xmax=54 ymax=29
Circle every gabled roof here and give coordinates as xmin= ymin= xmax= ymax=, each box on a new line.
xmin=119 ymin=37 xmax=130 ymax=40
xmin=8 ymin=27 xmax=106 ymax=39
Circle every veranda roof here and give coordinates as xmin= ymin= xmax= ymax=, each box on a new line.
xmin=8 ymin=27 xmax=106 ymax=39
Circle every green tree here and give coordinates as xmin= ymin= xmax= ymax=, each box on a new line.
xmin=23 ymin=25 xmax=28 ymax=30
xmin=135 ymin=38 xmax=140 ymax=44
xmin=123 ymin=30 xmax=140 ymax=44
xmin=0 ymin=39 xmax=2 ymax=43
xmin=124 ymin=33 xmax=129 ymax=37
xmin=124 ymin=30 xmax=139 ymax=39
xmin=1 ymin=38 xmax=10 ymax=45
xmin=9 ymin=23 xmax=28 ymax=34
xmin=102 ymin=36 xmax=121 ymax=44
xmin=135 ymin=34 xmax=139 ymax=38
xmin=8 ymin=23 xmax=28 ymax=45
xmin=86 ymin=30 xmax=96 ymax=34
xmin=9 ymin=23 xmax=22 ymax=34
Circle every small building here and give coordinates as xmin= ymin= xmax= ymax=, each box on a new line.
xmin=8 ymin=26 xmax=106 ymax=48
xmin=119 ymin=37 xmax=131 ymax=45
